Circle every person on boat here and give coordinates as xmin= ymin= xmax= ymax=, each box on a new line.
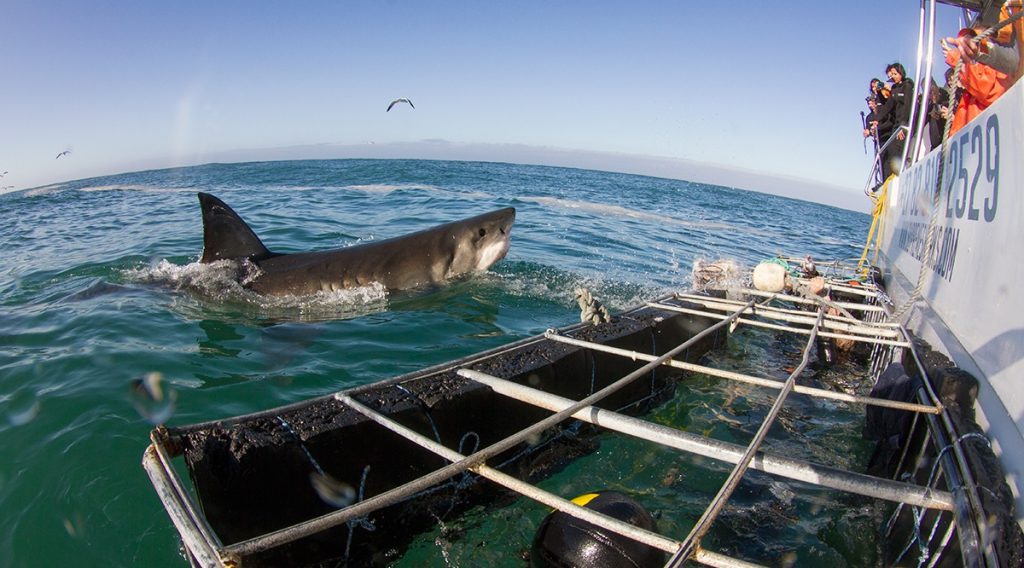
xmin=862 ymin=96 xmax=882 ymax=150
xmin=873 ymin=62 xmax=914 ymax=178
xmin=870 ymin=77 xmax=891 ymax=105
xmin=864 ymin=78 xmax=893 ymax=142
xmin=864 ymin=92 xmax=894 ymax=184
xmin=942 ymin=26 xmax=1014 ymax=137
xmin=861 ymin=95 xmax=888 ymax=189
xmin=862 ymin=76 xmax=892 ymax=134
xmin=937 ymin=2 xmax=1024 ymax=139
xmin=943 ymin=1 xmax=1022 ymax=79
xmin=869 ymin=78 xmax=888 ymax=100
xmin=884 ymin=63 xmax=914 ymax=134
xmin=924 ymin=78 xmax=949 ymax=150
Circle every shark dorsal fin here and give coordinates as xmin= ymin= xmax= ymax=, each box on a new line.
xmin=198 ymin=192 xmax=273 ymax=263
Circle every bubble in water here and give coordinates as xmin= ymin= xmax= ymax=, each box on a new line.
xmin=130 ymin=372 xmax=177 ymax=425
xmin=310 ymin=471 xmax=356 ymax=508
xmin=62 ymin=511 xmax=86 ymax=539
xmin=4 ymin=388 xmax=41 ymax=426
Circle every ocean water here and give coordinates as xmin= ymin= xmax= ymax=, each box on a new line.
xmin=0 ymin=159 xmax=873 ymax=567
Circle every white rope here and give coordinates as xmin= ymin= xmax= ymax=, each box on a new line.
xmin=575 ymin=287 xmax=610 ymax=324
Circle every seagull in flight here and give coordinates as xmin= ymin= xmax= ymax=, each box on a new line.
xmin=56 ymin=150 xmax=71 ymax=159
xmin=386 ymin=98 xmax=414 ymax=112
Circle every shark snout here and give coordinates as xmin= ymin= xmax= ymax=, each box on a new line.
xmin=476 ymin=238 xmax=510 ymax=270
xmin=473 ymin=208 xmax=514 ymax=270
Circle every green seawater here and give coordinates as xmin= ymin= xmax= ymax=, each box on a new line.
xmin=0 ymin=159 xmax=875 ymax=566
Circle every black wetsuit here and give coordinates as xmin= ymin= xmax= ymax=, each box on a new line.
xmin=888 ymin=79 xmax=915 ymax=127
xmin=875 ymin=79 xmax=915 ymax=178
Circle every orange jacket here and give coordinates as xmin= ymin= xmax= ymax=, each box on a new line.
xmin=945 ymin=48 xmax=1011 ymax=136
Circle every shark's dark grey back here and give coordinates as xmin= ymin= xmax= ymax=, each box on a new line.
xmin=198 ymin=193 xmax=273 ymax=263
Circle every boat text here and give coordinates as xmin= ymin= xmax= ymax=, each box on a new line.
xmin=898 ymin=114 xmax=1000 ymax=223
xmin=894 ymin=221 xmax=960 ymax=282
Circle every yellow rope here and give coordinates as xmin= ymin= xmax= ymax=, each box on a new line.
xmin=857 ymin=174 xmax=893 ymax=277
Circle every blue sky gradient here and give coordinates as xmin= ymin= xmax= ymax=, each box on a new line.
xmin=0 ymin=1 xmax=963 ymax=208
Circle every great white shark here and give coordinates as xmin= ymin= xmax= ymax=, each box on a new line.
xmin=196 ymin=192 xmax=515 ymax=296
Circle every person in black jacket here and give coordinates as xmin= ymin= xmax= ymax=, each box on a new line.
xmin=869 ymin=77 xmax=887 ymax=101
xmin=863 ymin=97 xmax=881 ymax=148
xmin=875 ymin=62 xmax=915 ymax=179
xmin=921 ymin=79 xmax=947 ymax=151
xmin=862 ymin=95 xmax=886 ymax=187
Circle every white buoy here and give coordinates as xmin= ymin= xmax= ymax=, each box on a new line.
xmin=753 ymin=262 xmax=787 ymax=292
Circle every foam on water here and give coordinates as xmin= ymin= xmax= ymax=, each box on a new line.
xmin=125 ymin=258 xmax=391 ymax=319
xmin=23 ymin=184 xmax=63 ymax=197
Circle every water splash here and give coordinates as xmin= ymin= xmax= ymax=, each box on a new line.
xmin=3 ymin=388 xmax=41 ymax=427
xmin=124 ymin=259 xmax=390 ymax=318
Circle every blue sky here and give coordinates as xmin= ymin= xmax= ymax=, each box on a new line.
xmin=0 ymin=1 xmax=964 ymax=208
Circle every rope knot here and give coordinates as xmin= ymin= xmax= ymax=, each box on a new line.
xmin=574 ymin=287 xmax=610 ymax=325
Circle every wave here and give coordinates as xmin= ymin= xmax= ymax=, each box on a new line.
xmin=342 ymin=183 xmax=441 ymax=194
xmin=23 ymin=185 xmax=63 ymax=197
xmin=517 ymin=195 xmax=764 ymax=235
xmin=340 ymin=183 xmax=494 ymax=201
xmin=77 ymin=184 xmax=197 ymax=194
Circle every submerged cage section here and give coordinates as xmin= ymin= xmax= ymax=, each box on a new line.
xmin=851 ymin=266 xmax=1024 ymax=568
xmin=145 ymin=264 xmax=1024 ymax=567
xmin=145 ymin=297 xmax=724 ymax=567
xmin=865 ymin=336 xmax=1024 ymax=567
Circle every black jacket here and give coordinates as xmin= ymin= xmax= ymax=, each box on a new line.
xmin=876 ymin=79 xmax=916 ymax=137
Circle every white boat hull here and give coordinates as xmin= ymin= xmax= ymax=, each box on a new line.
xmin=879 ymin=77 xmax=1024 ymax=527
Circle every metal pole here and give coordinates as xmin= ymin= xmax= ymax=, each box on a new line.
xmin=650 ymin=302 xmax=910 ymax=348
xmin=142 ymin=444 xmax=228 ymax=567
xmin=458 ymin=368 xmax=953 ymax=511
xmin=541 ymin=332 xmax=940 ymax=415
xmin=668 ymin=308 xmax=824 ymax=566
xmin=677 ymin=289 xmax=884 ymax=309
xmin=339 ymin=393 xmax=684 ymax=554
xmin=663 ymin=296 xmax=899 ymax=337
xmin=861 ymin=111 xmax=868 ymax=154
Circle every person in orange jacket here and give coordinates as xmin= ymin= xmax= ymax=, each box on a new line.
xmin=941 ymin=2 xmax=1023 ymax=136
xmin=945 ymin=2 xmax=1022 ymax=77
xmin=942 ymin=28 xmax=1012 ymax=136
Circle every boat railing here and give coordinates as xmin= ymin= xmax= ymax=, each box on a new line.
xmin=145 ymin=268 xmax=992 ymax=567
xmin=862 ymin=125 xmax=911 ymax=196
